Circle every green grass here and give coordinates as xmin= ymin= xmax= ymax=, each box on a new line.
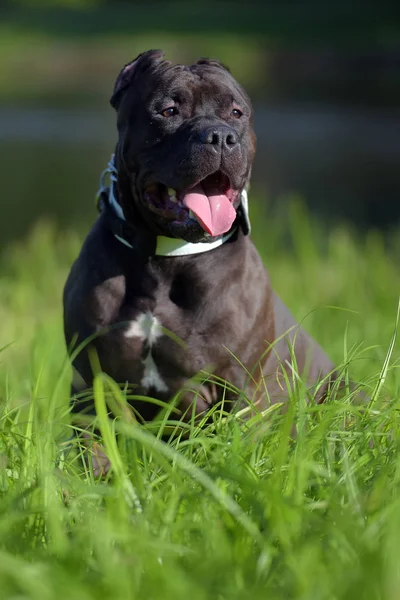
xmin=0 ymin=204 xmax=399 ymax=599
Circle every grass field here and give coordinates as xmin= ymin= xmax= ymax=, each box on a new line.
xmin=0 ymin=204 xmax=399 ymax=599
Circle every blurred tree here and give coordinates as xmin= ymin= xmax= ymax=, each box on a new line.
xmin=3 ymin=0 xmax=399 ymax=41
xmin=8 ymin=0 xmax=100 ymax=6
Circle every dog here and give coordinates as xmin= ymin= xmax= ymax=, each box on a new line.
xmin=63 ymin=50 xmax=336 ymax=469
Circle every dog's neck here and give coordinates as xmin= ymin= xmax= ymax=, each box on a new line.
xmin=97 ymin=154 xmax=247 ymax=257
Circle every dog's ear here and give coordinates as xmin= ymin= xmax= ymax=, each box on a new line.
xmin=110 ymin=49 xmax=165 ymax=110
xmin=196 ymin=58 xmax=231 ymax=73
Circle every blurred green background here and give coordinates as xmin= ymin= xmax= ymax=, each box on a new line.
xmin=1 ymin=0 xmax=399 ymax=248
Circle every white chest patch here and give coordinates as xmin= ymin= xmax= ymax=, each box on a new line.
xmin=141 ymin=352 xmax=169 ymax=393
xmin=124 ymin=312 xmax=168 ymax=393
xmin=124 ymin=312 xmax=163 ymax=346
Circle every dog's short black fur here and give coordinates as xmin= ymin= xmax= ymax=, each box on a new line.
xmin=64 ymin=50 xmax=335 ymax=435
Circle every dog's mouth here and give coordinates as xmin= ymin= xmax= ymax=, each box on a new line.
xmin=142 ymin=171 xmax=239 ymax=237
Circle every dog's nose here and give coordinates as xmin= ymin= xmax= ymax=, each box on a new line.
xmin=199 ymin=126 xmax=238 ymax=150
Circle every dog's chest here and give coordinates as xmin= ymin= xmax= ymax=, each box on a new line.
xmin=122 ymin=311 xmax=169 ymax=393
xmin=106 ymin=263 xmax=210 ymax=394
xmin=115 ymin=294 xmax=203 ymax=396
xmin=88 ymin=246 xmax=253 ymax=396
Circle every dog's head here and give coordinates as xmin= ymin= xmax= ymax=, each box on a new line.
xmin=111 ymin=49 xmax=256 ymax=242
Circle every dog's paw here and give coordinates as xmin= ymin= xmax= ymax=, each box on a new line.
xmin=198 ymin=383 xmax=218 ymax=406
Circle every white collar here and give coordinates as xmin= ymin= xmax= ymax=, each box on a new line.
xmin=99 ymin=154 xmax=248 ymax=257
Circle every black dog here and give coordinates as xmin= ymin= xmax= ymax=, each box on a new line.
xmin=64 ymin=50 xmax=335 ymax=462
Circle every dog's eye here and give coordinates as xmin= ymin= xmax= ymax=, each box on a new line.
xmin=161 ymin=106 xmax=179 ymax=118
xmin=232 ymin=108 xmax=243 ymax=119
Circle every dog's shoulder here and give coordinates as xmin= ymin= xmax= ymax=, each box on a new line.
xmin=63 ymin=216 xmax=127 ymax=333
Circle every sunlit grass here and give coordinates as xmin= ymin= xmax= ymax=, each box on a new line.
xmin=0 ymin=204 xmax=399 ymax=599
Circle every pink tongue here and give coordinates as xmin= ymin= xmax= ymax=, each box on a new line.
xmin=182 ymin=182 xmax=236 ymax=236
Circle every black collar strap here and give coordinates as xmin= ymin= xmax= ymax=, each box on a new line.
xmin=97 ymin=189 xmax=144 ymax=250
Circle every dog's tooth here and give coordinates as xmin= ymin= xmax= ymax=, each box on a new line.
xmin=189 ymin=210 xmax=196 ymax=220
xmin=167 ymin=188 xmax=177 ymax=202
